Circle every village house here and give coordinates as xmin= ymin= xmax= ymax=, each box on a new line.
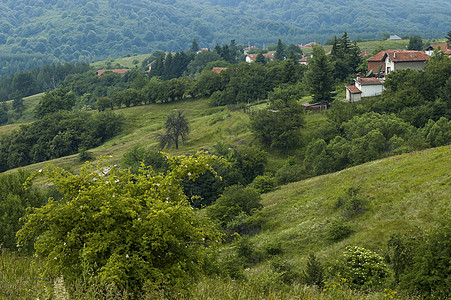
xmin=299 ymin=56 xmax=309 ymax=65
xmin=366 ymin=50 xmax=430 ymax=75
xmin=383 ymin=50 xmax=430 ymax=74
xmin=425 ymin=44 xmax=451 ymax=56
xmin=387 ymin=35 xmax=402 ymax=40
xmin=299 ymin=42 xmax=317 ymax=49
xmin=345 ymin=77 xmax=384 ymax=102
xmin=211 ymin=67 xmax=227 ymax=74
xmin=246 ymin=52 xmax=275 ymax=63
xmin=243 ymin=46 xmax=258 ymax=55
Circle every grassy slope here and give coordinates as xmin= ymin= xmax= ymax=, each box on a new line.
xmin=252 ymin=145 xmax=451 ymax=266
xmin=90 ymin=53 xmax=153 ymax=70
xmin=1 ymin=98 xmax=261 ymax=174
xmin=1 ymin=144 xmax=448 ymax=300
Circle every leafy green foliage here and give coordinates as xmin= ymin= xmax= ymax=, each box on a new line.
xmin=251 ymin=100 xmax=305 ymax=150
xmin=122 ymin=144 xmax=169 ymax=174
xmin=399 ymin=216 xmax=451 ymax=298
xmin=305 ymin=46 xmax=334 ymax=103
xmin=0 ymin=170 xmax=45 ymax=250
xmin=408 ymin=35 xmax=424 ymax=50
xmin=159 ymin=110 xmax=190 ymax=150
xmin=303 ymin=253 xmax=324 ymax=287
xmin=34 ymin=87 xmax=76 ymax=118
xmin=387 ymin=233 xmax=414 ymax=284
xmin=16 ymin=153 xmax=222 ymax=293
xmin=335 ymin=186 xmax=367 ymax=218
xmin=326 ymin=219 xmax=354 ymax=242
xmin=207 ymin=185 xmax=262 ymax=229
xmin=0 ymin=111 xmax=123 ymax=172
xmin=0 ymin=103 xmax=8 ymax=125
xmin=330 ymin=32 xmax=363 ymax=80
xmin=250 ymin=175 xmax=276 ymax=194
xmin=304 ymin=112 xmax=417 ymax=176
xmin=338 ymin=246 xmax=389 ymax=289
xmin=0 ymin=62 xmax=90 ymax=101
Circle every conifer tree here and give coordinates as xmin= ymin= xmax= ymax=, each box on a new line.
xmin=305 ymin=46 xmax=334 ymax=103
xmin=255 ymin=53 xmax=266 ymax=64
xmin=275 ymin=39 xmax=286 ymax=61
xmin=190 ymin=38 xmax=200 ymax=53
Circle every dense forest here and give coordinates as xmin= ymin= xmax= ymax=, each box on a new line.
xmin=0 ymin=0 xmax=450 ymax=76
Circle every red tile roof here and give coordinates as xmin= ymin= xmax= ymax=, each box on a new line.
xmin=357 ymin=78 xmax=384 ymax=85
xmin=300 ymin=42 xmax=317 ymax=48
xmin=346 ymin=85 xmax=361 ymax=94
xmin=384 ymin=50 xmax=430 ymax=62
xmin=430 ymin=45 xmax=450 ymax=50
xmin=97 ymin=69 xmax=131 ymax=76
xmin=367 ymin=50 xmax=400 ymax=62
xmin=212 ymin=67 xmax=227 ymax=74
xmin=247 ymin=53 xmax=275 ymax=61
xmin=264 ymin=53 xmax=275 ymax=59
xmin=247 ymin=54 xmax=258 ymax=61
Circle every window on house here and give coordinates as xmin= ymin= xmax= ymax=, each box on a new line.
xmin=387 ymin=67 xmax=391 ymax=74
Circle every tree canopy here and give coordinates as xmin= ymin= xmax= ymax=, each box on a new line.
xmin=17 ymin=153 xmax=222 ymax=292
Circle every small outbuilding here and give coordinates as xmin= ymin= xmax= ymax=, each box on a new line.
xmin=345 ymin=77 xmax=384 ymax=102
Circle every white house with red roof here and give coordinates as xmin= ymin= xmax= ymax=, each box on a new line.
xmin=383 ymin=50 xmax=430 ymax=74
xmin=425 ymin=44 xmax=451 ymax=56
xmin=345 ymin=77 xmax=384 ymax=102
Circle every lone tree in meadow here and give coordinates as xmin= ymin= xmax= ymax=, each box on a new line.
xmin=159 ymin=110 xmax=190 ymax=149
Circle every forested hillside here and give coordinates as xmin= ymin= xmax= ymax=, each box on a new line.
xmin=0 ymin=0 xmax=450 ymax=76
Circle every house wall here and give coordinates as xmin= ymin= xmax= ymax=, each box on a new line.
xmin=385 ymin=58 xmax=395 ymax=74
xmin=361 ymin=85 xmax=383 ymax=98
xmin=393 ymin=61 xmax=427 ymax=71
xmin=346 ymin=89 xmax=361 ymax=102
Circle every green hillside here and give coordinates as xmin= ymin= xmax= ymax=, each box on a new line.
xmin=256 ymin=145 xmax=451 ymax=258
xmin=2 ymin=145 xmax=449 ymax=299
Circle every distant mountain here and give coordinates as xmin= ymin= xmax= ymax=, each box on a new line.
xmin=0 ymin=0 xmax=449 ymax=76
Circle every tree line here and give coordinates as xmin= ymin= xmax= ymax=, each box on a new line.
xmin=0 ymin=110 xmax=123 ymax=172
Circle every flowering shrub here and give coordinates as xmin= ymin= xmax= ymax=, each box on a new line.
xmin=17 ymin=153 xmax=223 ymax=293
xmin=339 ymin=246 xmax=389 ymax=289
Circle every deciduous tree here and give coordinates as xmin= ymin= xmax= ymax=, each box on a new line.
xmin=17 ymin=154 xmax=222 ymax=292
xmin=159 ymin=110 xmax=190 ymax=149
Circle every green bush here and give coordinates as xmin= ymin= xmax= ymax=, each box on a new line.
xmin=335 ymin=186 xmax=367 ymax=218
xmin=207 ymin=185 xmax=262 ymax=228
xmin=264 ymin=241 xmax=283 ymax=256
xmin=303 ymin=253 xmax=324 ymax=287
xmin=235 ymin=237 xmax=263 ymax=266
xmin=274 ymin=157 xmax=306 ymax=185
xmin=78 ymin=148 xmax=94 ymax=162
xmin=270 ymin=257 xmax=300 ymax=284
xmin=338 ymin=246 xmax=389 ymax=289
xmin=326 ymin=219 xmax=354 ymax=242
xmin=400 ymin=215 xmax=451 ymax=298
xmin=0 ymin=170 xmax=45 ymax=250
xmin=250 ymin=174 xmax=275 ymax=193
xmin=16 ymin=153 xmax=221 ymax=293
